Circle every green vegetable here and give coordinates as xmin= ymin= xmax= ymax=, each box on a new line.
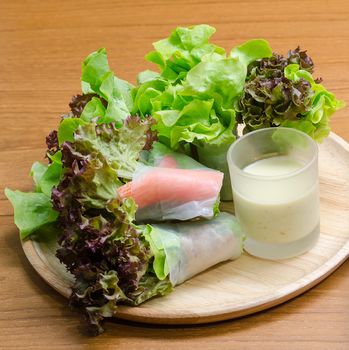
xmin=181 ymin=58 xmax=246 ymax=112
xmin=153 ymin=98 xmax=231 ymax=149
xmin=80 ymin=97 xmax=106 ymax=122
xmin=134 ymin=29 xmax=273 ymax=153
xmin=51 ymin=119 xmax=172 ymax=334
xmin=35 ymin=151 xmax=63 ymax=196
xmin=30 ymin=162 xmax=48 ymax=191
xmin=145 ymin=24 xmax=226 ymax=83
xmin=73 ymin=117 xmax=154 ymax=179
xmin=143 ymin=225 xmax=180 ymax=280
xmin=284 ymin=64 xmax=345 ymax=141
xmin=81 ymin=48 xmax=134 ymax=122
xmin=237 ymin=49 xmax=345 ymax=141
xmin=5 ymin=189 xmax=58 ymax=240
xmin=230 ymin=39 xmax=273 ymax=67
xmin=58 ymin=117 xmax=87 ymax=145
xmin=137 ymin=70 xmax=160 ymax=84
xmin=57 ymin=48 xmax=136 ymax=145
xmin=5 ymin=150 xmax=63 ymax=239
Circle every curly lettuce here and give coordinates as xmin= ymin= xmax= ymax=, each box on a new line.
xmin=284 ymin=64 xmax=345 ymax=141
xmin=237 ymin=49 xmax=345 ymax=141
xmin=133 ymin=27 xmax=272 ymax=151
xmin=52 ymin=120 xmax=171 ymax=334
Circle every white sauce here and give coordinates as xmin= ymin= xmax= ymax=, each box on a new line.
xmin=233 ymin=156 xmax=320 ymax=244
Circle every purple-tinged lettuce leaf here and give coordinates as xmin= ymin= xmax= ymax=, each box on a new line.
xmin=46 ymin=130 xmax=59 ymax=158
xmin=287 ymin=47 xmax=314 ymax=73
xmin=53 ymin=129 xmax=171 ymax=334
xmin=71 ymin=117 xmax=155 ymax=179
xmin=237 ymin=47 xmax=344 ymax=141
xmin=69 ymin=93 xmax=100 ymax=118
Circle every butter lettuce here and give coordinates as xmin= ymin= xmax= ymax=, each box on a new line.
xmin=30 ymin=162 xmax=48 ymax=191
xmin=57 ymin=49 xmax=136 ymax=146
xmin=81 ymin=48 xmax=133 ymax=122
xmin=134 ymin=31 xmax=273 ymax=151
xmin=145 ymin=24 xmax=226 ymax=83
xmin=230 ymin=39 xmax=273 ymax=67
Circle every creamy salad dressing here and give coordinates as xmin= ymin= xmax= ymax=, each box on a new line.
xmin=233 ymin=156 xmax=320 ymax=245
xmin=243 ymin=155 xmax=304 ymax=177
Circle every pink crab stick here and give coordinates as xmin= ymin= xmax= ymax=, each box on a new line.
xmin=157 ymin=155 xmax=178 ymax=168
xmin=118 ymin=168 xmax=223 ymax=209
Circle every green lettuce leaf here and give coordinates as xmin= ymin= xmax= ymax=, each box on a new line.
xmin=153 ymin=99 xmax=234 ymax=149
xmin=181 ymin=58 xmax=247 ymax=110
xmin=284 ymin=64 xmax=345 ymax=141
xmin=81 ymin=48 xmax=134 ymax=123
xmin=8 ymin=149 xmax=63 ymax=239
xmin=5 ymin=189 xmax=59 ymax=240
xmin=81 ymin=48 xmax=110 ymax=94
xmin=58 ymin=117 xmax=87 ymax=145
xmin=137 ymin=30 xmax=274 ymax=152
xmin=37 ymin=151 xmax=63 ymax=196
xmin=143 ymin=225 xmax=180 ymax=281
xmin=137 ymin=70 xmax=160 ymax=84
xmin=146 ymin=24 xmax=225 ymax=82
xmin=73 ymin=117 xmax=152 ymax=179
xmin=132 ymin=78 xmax=169 ymax=117
xmin=80 ymin=97 xmax=106 ymax=122
xmin=230 ymin=39 xmax=273 ymax=67
xmin=30 ymin=162 xmax=48 ymax=191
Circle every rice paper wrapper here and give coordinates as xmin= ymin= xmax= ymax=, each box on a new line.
xmin=132 ymin=164 xmax=223 ymax=221
xmin=144 ymin=212 xmax=244 ymax=286
xmin=196 ymin=143 xmax=233 ymax=201
xmin=119 ymin=142 xmax=224 ymax=221
xmin=141 ymin=142 xmax=205 ymax=170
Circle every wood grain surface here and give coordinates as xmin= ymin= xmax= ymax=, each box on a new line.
xmin=0 ymin=0 xmax=348 ymax=349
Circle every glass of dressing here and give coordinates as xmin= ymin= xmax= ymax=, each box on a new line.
xmin=227 ymin=127 xmax=319 ymax=260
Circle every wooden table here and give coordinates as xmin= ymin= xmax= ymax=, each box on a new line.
xmin=1 ymin=0 xmax=348 ymax=348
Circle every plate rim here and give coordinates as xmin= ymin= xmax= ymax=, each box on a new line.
xmin=21 ymin=132 xmax=349 ymax=325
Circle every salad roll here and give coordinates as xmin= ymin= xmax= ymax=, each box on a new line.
xmin=144 ymin=212 xmax=244 ymax=285
xmin=118 ymin=143 xmax=224 ymax=221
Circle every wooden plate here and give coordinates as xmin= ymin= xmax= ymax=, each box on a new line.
xmin=22 ymin=132 xmax=349 ymax=325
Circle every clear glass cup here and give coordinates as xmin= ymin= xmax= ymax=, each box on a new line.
xmin=227 ymin=127 xmax=320 ymax=260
